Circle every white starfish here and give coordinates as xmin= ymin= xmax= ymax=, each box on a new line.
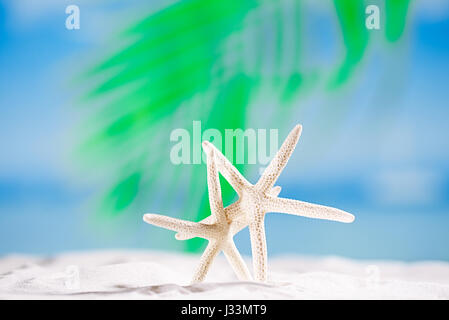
xmin=143 ymin=143 xmax=253 ymax=283
xmin=177 ymin=124 xmax=355 ymax=282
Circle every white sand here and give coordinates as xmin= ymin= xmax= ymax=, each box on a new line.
xmin=1 ymin=250 xmax=449 ymax=299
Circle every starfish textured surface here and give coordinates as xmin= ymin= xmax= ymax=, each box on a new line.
xmin=143 ymin=143 xmax=252 ymax=283
xmin=177 ymin=124 xmax=355 ymax=282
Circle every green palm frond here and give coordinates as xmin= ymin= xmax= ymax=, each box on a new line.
xmin=331 ymin=0 xmax=369 ymax=87
xmin=385 ymin=0 xmax=411 ymax=42
xmin=330 ymin=0 xmax=411 ymax=87
xmin=77 ymin=0 xmax=410 ymax=253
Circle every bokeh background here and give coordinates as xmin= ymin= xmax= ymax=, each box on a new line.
xmin=1 ymin=0 xmax=448 ymax=261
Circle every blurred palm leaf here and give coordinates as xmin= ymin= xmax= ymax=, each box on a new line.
xmin=78 ymin=0 xmax=410 ymax=252
xmin=385 ymin=0 xmax=410 ymax=42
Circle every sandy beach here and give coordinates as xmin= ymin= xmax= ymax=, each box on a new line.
xmin=1 ymin=250 xmax=449 ymax=299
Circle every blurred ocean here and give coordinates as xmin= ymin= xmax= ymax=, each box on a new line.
xmin=1 ymin=0 xmax=448 ymax=260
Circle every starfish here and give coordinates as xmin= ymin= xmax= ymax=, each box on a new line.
xmin=143 ymin=142 xmax=253 ymax=283
xmin=177 ymin=124 xmax=355 ymax=282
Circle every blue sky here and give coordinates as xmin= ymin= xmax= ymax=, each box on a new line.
xmin=0 ymin=0 xmax=448 ymax=260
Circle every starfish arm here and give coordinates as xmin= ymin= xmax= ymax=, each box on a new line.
xmin=270 ymin=185 xmax=282 ymax=196
xmin=143 ymin=214 xmax=211 ymax=239
xmin=203 ymin=142 xmax=226 ymax=224
xmin=248 ymin=212 xmax=268 ymax=282
xmin=191 ymin=240 xmax=221 ymax=284
xmin=175 ymin=202 xmax=238 ymax=240
xmin=229 ymin=216 xmax=248 ymax=235
xmin=228 ymin=185 xmax=279 ymax=235
xmin=263 ymin=196 xmax=355 ymax=223
xmin=175 ymin=186 xmax=281 ymax=240
xmin=256 ymin=124 xmax=302 ymax=192
xmin=175 ymin=216 xmax=215 ymax=240
xmin=175 ymin=202 xmax=240 ymax=240
xmin=223 ymin=241 xmax=252 ymax=281
xmin=221 ymin=199 xmax=243 ymax=221
xmin=202 ymin=141 xmax=251 ymax=195
xmin=226 ymin=185 xmax=280 ymax=221
xmin=175 ymin=187 xmax=281 ymax=240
